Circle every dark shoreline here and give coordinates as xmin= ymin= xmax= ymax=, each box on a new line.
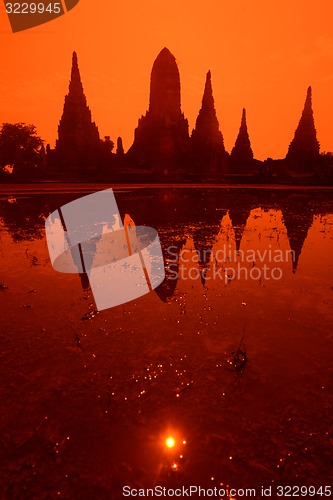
xmin=1 ymin=182 xmax=333 ymax=196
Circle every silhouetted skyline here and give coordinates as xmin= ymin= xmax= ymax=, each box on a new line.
xmin=36 ymin=49 xmax=326 ymax=183
xmin=1 ymin=1 xmax=333 ymax=161
xmin=1 ymin=48 xmax=332 ymax=183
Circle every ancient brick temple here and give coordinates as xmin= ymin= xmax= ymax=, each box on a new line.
xmin=286 ymin=86 xmax=320 ymax=173
xmin=127 ymin=47 xmax=190 ymax=178
xmin=191 ymin=71 xmax=227 ymax=177
xmin=55 ymin=52 xmax=101 ymax=175
xmin=44 ymin=50 xmax=327 ymax=183
xmin=230 ymin=108 xmax=255 ymax=171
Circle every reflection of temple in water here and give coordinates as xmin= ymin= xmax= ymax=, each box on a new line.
xmin=1 ymin=189 xmax=332 ymax=297
xmin=228 ymin=207 xmax=251 ymax=253
xmin=280 ymin=197 xmax=315 ymax=273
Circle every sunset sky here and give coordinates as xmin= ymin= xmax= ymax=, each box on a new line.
xmin=0 ymin=0 xmax=333 ymax=160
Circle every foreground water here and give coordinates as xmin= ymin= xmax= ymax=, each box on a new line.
xmin=0 ymin=186 xmax=333 ymax=499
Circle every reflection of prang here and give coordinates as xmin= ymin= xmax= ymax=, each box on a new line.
xmin=281 ymin=202 xmax=314 ymax=272
xmin=228 ymin=206 xmax=251 ymax=253
xmin=2 ymin=190 xmax=331 ymax=298
xmin=192 ymin=207 xmax=227 ymax=285
xmin=155 ymin=236 xmax=186 ymax=302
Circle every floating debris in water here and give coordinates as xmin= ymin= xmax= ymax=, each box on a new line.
xmin=226 ymin=347 xmax=247 ymax=372
xmin=23 ymin=304 xmax=32 ymax=309
xmin=0 ymin=282 xmax=8 ymax=290
xmin=25 ymin=249 xmax=39 ymax=267
xmin=82 ymin=307 xmax=99 ymax=321
xmin=175 ymin=378 xmax=193 ymax=397
xmin=225 ymin=336 xmax=248 ymax=372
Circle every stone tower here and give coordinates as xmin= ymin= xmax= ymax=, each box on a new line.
xmin=56 ymin=52 xmax=100 ymax=176
xmin=127 ymin=48 xmax=190 ymax=177
xmin=230 ymin=108 xmax=254 ymax=169
xmin=286 ymin=86 xmax=320 ymax=173
xmin=149 ymin=47 xmax=182 ymax=122
xmin=191 ymin=71 xmax=226 ymax=176
xmin=116 ymin=137 xmax=124 ymax=156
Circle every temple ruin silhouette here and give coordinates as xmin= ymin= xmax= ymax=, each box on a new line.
xmin=191 ymin=70 xmax=227 ymax=178
xmin=54 ymin=52 xmax=101 ymax=176
xmin=127 ymin=47 xmax=190 ymax=179
xmin=230 ymin=108 xmax=256 ymax=173
xmin=285 ymin=86 xmax=320 ymax=174
xmin=11 ymin=48 xmax=330 ymax=184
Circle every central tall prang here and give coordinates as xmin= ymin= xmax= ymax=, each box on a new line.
xmin=127 ymin=48 xmax=190 ymax=178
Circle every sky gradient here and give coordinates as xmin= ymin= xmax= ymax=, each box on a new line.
xmin=0 ymin=0 xmax=333 ymax=160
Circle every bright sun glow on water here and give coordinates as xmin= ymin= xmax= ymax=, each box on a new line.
xmin=166 ymin=437 xmax=176 ymax=448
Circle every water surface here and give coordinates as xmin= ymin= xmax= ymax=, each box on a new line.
xmin=0 ymin=186 xmax=333 ymax=499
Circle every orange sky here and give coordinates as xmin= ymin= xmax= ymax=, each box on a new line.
xmin=0 ymin=0 xmax=333 ymax=160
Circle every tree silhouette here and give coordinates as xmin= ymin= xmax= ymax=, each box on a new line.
xmin=0 ymin=122 xmax=44 ymax=179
